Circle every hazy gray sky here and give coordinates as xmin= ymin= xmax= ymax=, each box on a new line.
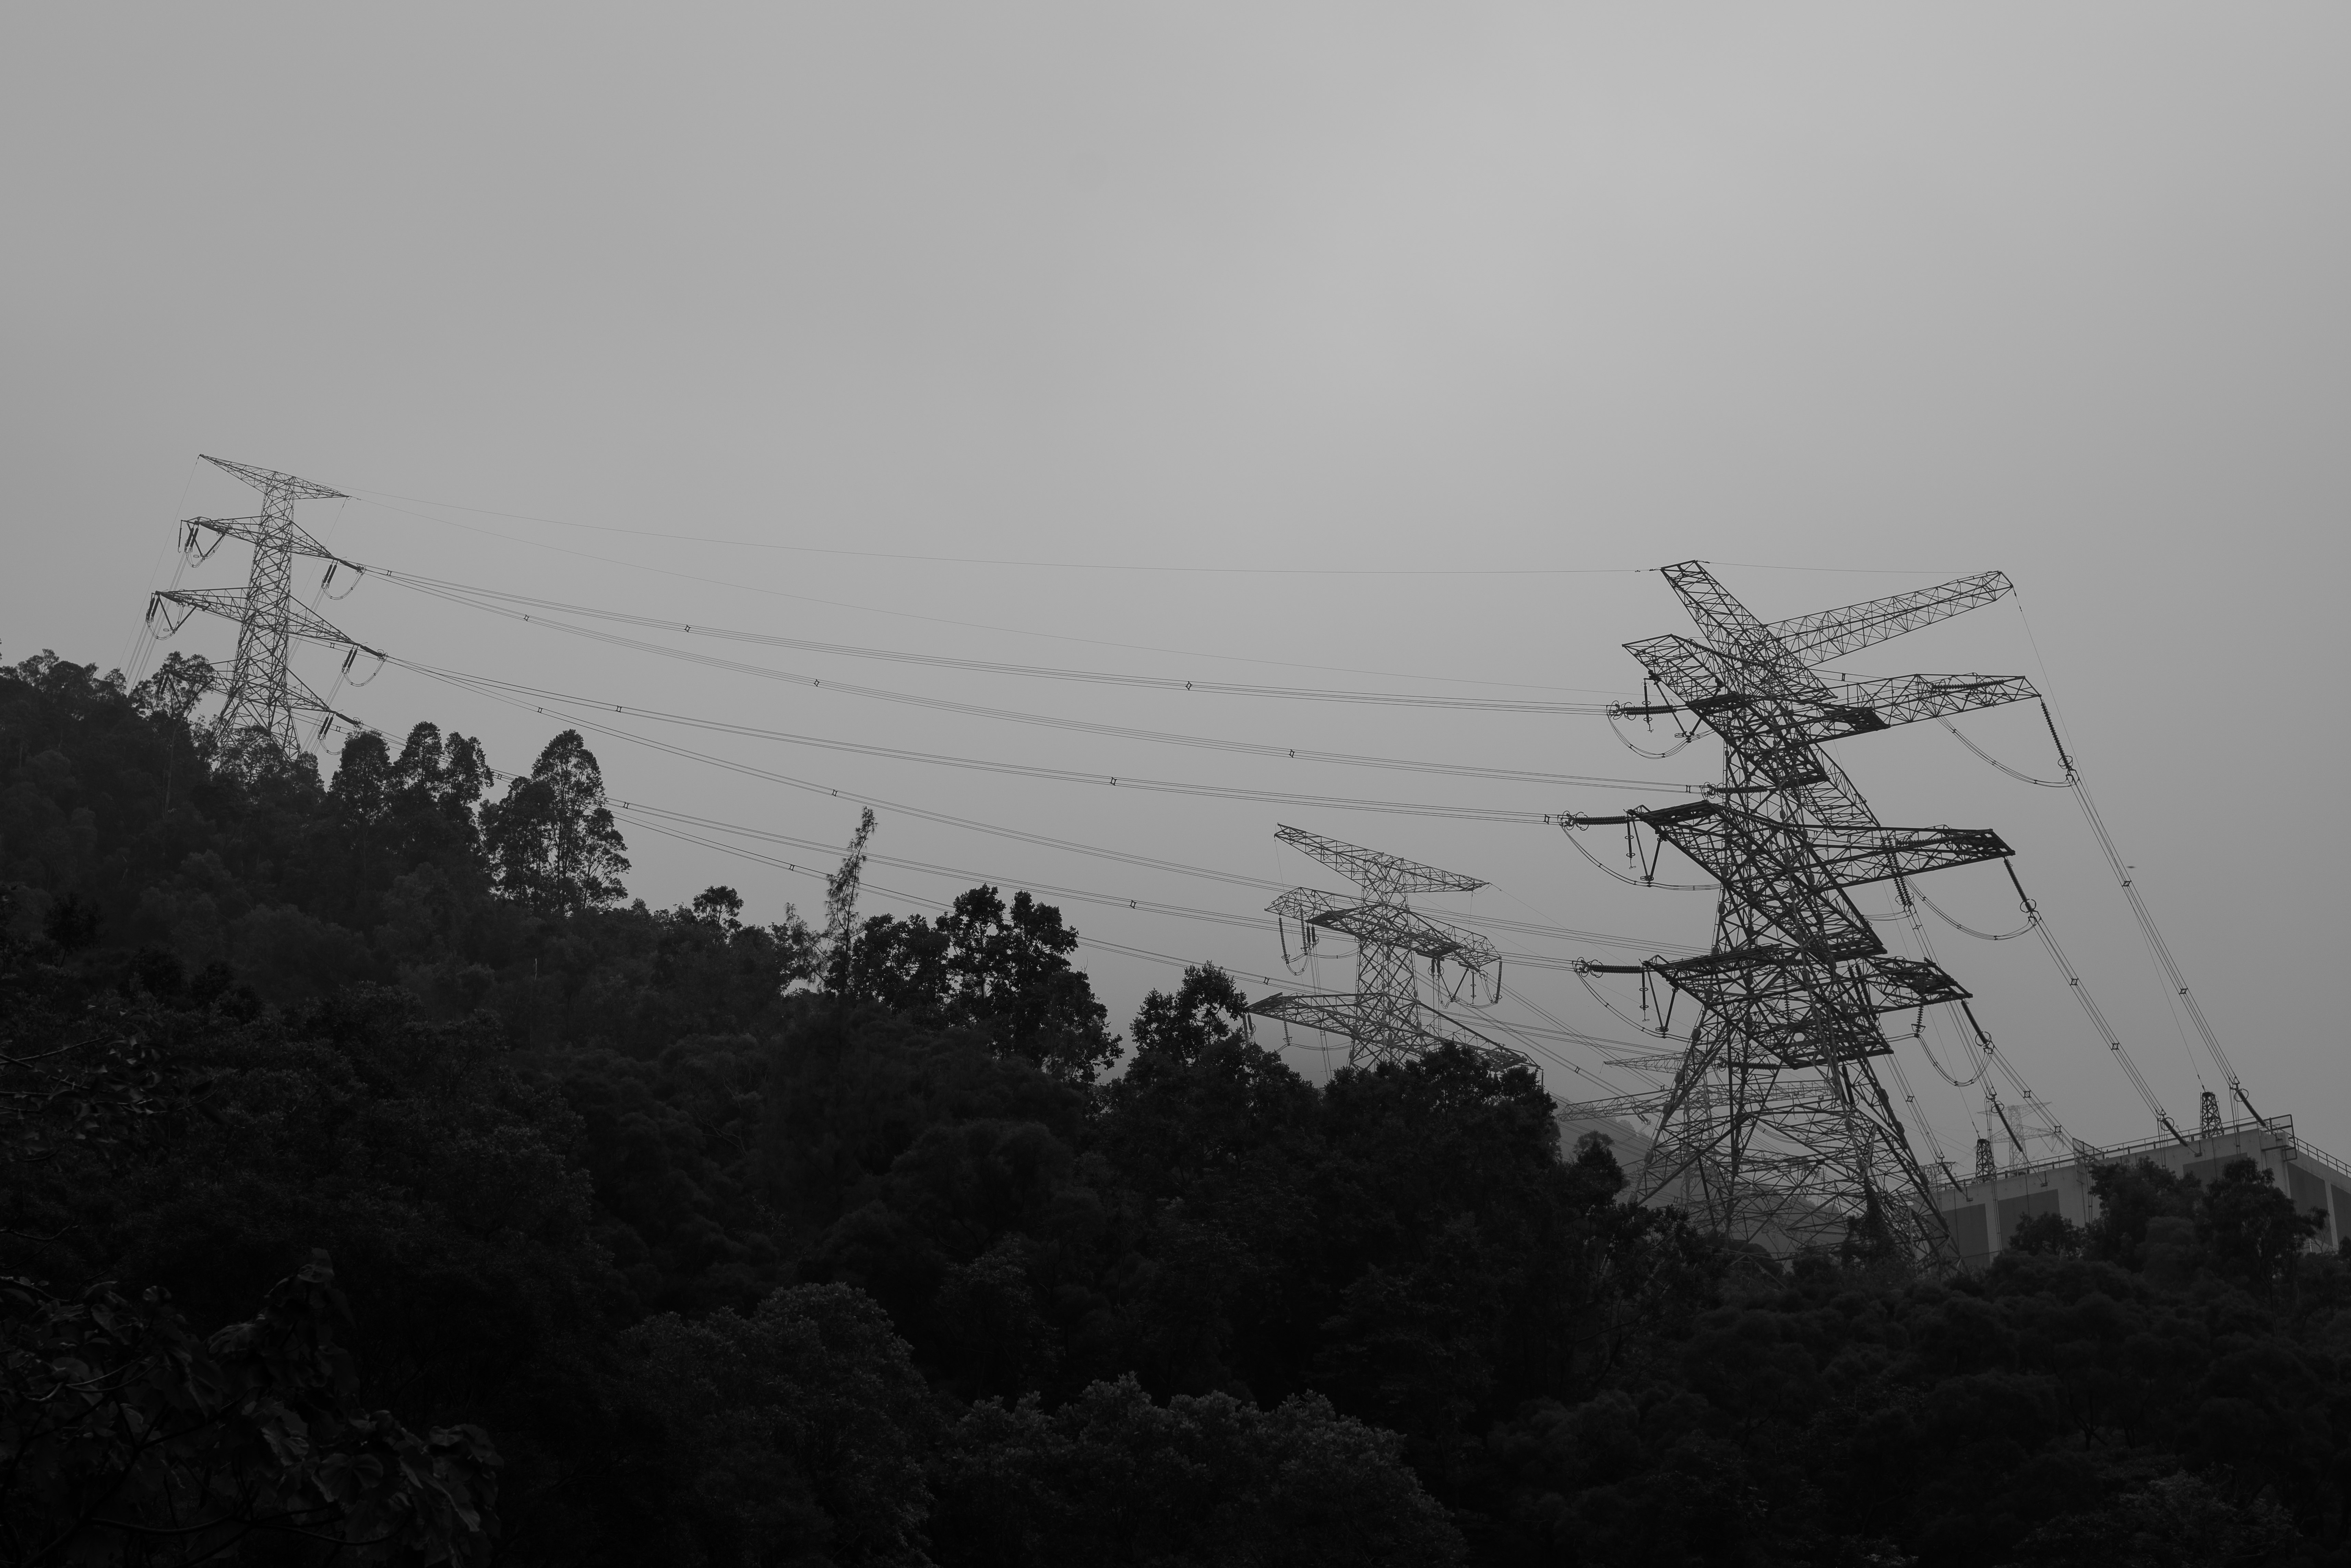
xmin=5 ymin=6 xmax=2345 ymax=1162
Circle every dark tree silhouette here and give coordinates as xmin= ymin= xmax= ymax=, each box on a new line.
xmin=835 ymin=885 xmax=1118 ymax=1083
xmin=0 ymin=1256 xmax=500 ymax=1566
xmin=481 ymin=729 xmax=630 ymax=914
xmin=11 ymin=646 xmax=2351 ymax=1568
xmin=1128 ymin=962 xmax=1254 ymax=1067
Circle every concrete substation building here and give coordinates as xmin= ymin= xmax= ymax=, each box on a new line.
xmin=1933 ymin=1115 xmax=2351 ymax=1267
xmin=1553 ymin=1105 xmax=2351 ymax=1267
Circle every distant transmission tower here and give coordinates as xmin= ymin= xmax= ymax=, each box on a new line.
xmin=145 ymin=456 xmax=378 ymax=754
xmin=1560 ymin=563 xmax=2041 ymax=1258
xmin=1250 ymin=825 xmax=1523 ymax=1069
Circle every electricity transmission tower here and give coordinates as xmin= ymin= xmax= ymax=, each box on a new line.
xmin=1560 ymin=563 xmax=2039 ymax=1258
xmin=146 ymin=457 xmax=377 ymax=755
xmin=1250 ymin=825 xmax=1523 ymax=1069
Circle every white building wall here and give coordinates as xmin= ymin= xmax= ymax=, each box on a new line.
xmin=1936 ymin=1118 xmax=2349 ymax=1266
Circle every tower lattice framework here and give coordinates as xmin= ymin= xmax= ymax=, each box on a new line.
xmin=1562 ymin=562 xmax=2039 ymax=1258
xmin=1249 ymin=825 xmax=1523 ymax=1069
xmin=146 ymin=456 xmax=375 ymax=754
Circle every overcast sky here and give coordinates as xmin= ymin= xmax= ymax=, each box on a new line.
xmin=4 ymin=5 xmax=2345 ymax=1164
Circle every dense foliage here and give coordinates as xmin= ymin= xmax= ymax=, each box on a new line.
xmin=5 ymin=647 xmax=2350 ymax=1567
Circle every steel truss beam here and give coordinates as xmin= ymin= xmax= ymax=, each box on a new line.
xmin=1576 ymin=799 xmax=2014 ymax=967
xmin=1267 ymin=887 xmax=1499 ymax=969
xmin=1249 ymin=991 xmax=1524 ymax=1071
xmin=1252 ymin=825 xmax=1521 ymax=1071
xmin=1566 ymin=560 xmax=2034 ymax=1261
xmin=144 ymin=456 xmax=369 ymax=756
xmin=1275 ymin=824 xmax=1485 ymax=896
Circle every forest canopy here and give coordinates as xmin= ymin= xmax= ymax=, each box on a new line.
xmin=4 ymin=646 xmax=2349 ymax=1568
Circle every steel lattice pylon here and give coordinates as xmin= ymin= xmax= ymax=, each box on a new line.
xmin=1249 ymin=825 xmax=1523 ymax=1069
xmin=146 ymin=457 xmax=377 ymax=755
xmin=1562 ymin=562 xmax=2038 ymax=1260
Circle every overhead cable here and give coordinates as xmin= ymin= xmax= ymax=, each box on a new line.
xmin=612 ymin=798 xmax=1690 ymax=959
xmin=1910 ymin=884 xmax=2036 ymax=942
xmin=1939 ymin=714 xmax=2074 ymax=788
xmin=374 ymin=575 xmax=1644 ymax=790
xmin=390 ymin=657 xmax=1678 ymax=824
xmin=378 ymin=659 xmax=1689 ymax=943
xmin=2067 ymin=758 xmax=2264 ymax=1125
xmin=1881 ymin=882 xmax=2069 ymax=1152
xmin=608 ymin=799 xmax=1653 ymax=975
xmin=613 ymin=803 xmax=1648 ymax=1086
xmin=2001 ymin=864 xmax=2188 ymax=1143
xmin=348 ymin=487 xmax=1656 ymax=578
xmin=380 ymin=570 xmax=1612 ymax=712
xmin=344 ymin=495 xmax=1621 ymax=696
xmin=1553 ymin=818 xmax=1717 ymax=893
xmin=1951 ymin=662 xmax=2264 ymax=1126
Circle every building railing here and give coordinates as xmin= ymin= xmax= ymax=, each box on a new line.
xmin=1930 ymin=1113 xmax=2341 ymax=1194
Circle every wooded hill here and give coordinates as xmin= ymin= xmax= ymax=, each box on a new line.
xmin=3 ymin=647 xmax=2347 ymax=1567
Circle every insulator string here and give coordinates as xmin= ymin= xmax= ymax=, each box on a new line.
xmin=1555 ymin=819 xmax=1716 ymax=892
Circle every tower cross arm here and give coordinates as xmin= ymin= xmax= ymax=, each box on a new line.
xmin=1556 ymin=1087 xmax=1674 ymax=1121
xmin=1612 ymin=656 xmax=2034 ymax=749
xmin=1274 ymin=824 xmax=1484 ymax=895
xmin=1657 ymin=562 xmax=1776 ymax=657
xmin=1248 ymin=992 xmax=1527 ymax=1069
xmin=1633 ymin=946 xmax=1971 ymax=1067
xmin=1648 ymin=946 xmax=1972 ymax=1011
xmin=1558 ymin=1081 xmax=1828 ymax=1122
xmin=200 ymin=455 xmax=348 ymax=501
xmin=279 ymin=666 xmax=363 ymax=730
xmin=1247 ymin=991 xmax=1359 ymax=1029
xmin=1626 ymin=800 xmax=2012 ymax=891
xmin=151 ymin=588 xmax=380 ymax=656
xmin=1618 ymin=634 xmax=1777 ymax=710
xmin=184 ymin=513 xmax=356 ymax=566
xmin=1761 ymin=571 xmax=2014 ymax=667
xmin=1816 ymin=672 xmax=2038 ymax=728
xmin=1267 ymin=887 xmax=1355 ymax=921
xmin=1796 ymin=822 xmax=2014 ymax=888
xmin=1306 ymin=903 xmax=1500 ymax=969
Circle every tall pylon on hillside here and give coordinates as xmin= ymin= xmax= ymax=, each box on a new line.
xmin=146 ymin=457 xmax=378 ymax=754
xmin=1249 ymin=824 xmax=1523 ymax=1069
xmin=1559 ymin=563 xmax=2042 ymax=1259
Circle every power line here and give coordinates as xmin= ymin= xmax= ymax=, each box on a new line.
xmin=609 ymin=798 xmax=1690 ymax=960
xmin=617 ymin=803 xmax=1630 ymax=981
xmin=347 ymin=486 xmax=1657 ymax=577
xmin=1968 ymin=599 xmax=2265 ymax=1127
xmin=378 ymin=657 xmax=1692 ymax=953
xmin=344 ymin=494 xmax=1622 ymax=697
xmin=392 ymin=657 xmax=1680 ymax=825
xmin=376 ymin=568 xmax=1615 ymax=713
xmin=609 ymin=803 xmax=1654 ymax=1087
xmin=368 ymin=577 xmax=1654 ymax=790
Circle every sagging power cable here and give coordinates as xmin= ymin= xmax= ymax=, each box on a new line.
xmin=377 ymin=573 xmax=1654 ymax=790
xmin=1938 ymin=710 xmax=2074 ymax=788
xmin=1911 ymin=885 xmax=2035 ymax=942
xmin=346 ymin=495 xmax=1623 ymax=697
xmin=1949 ymin=687 xmax=2264 ymax=1128
xmin=377 ymin=568 xmax=1616 ymax=714
xmin=608 ymin=798 xmax=1636 ymax=974
xmin=373 ymin=656 xmax=1692 ymax=955
xmin=1879 ymin=877 xmax=2068 ymax=1158
xmin=616 ymin=800 xmax=1649 ymax=1088
xmin=2004 ymin=862 xmax=2189 ymax=1144
xmin=448 ymin=726 xmax=1662 ymax=1077
xmin=397 ymin=657 xmax=1575 ymax=824
xmin=1554 ymin=817 xmax=1716 ymax=893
